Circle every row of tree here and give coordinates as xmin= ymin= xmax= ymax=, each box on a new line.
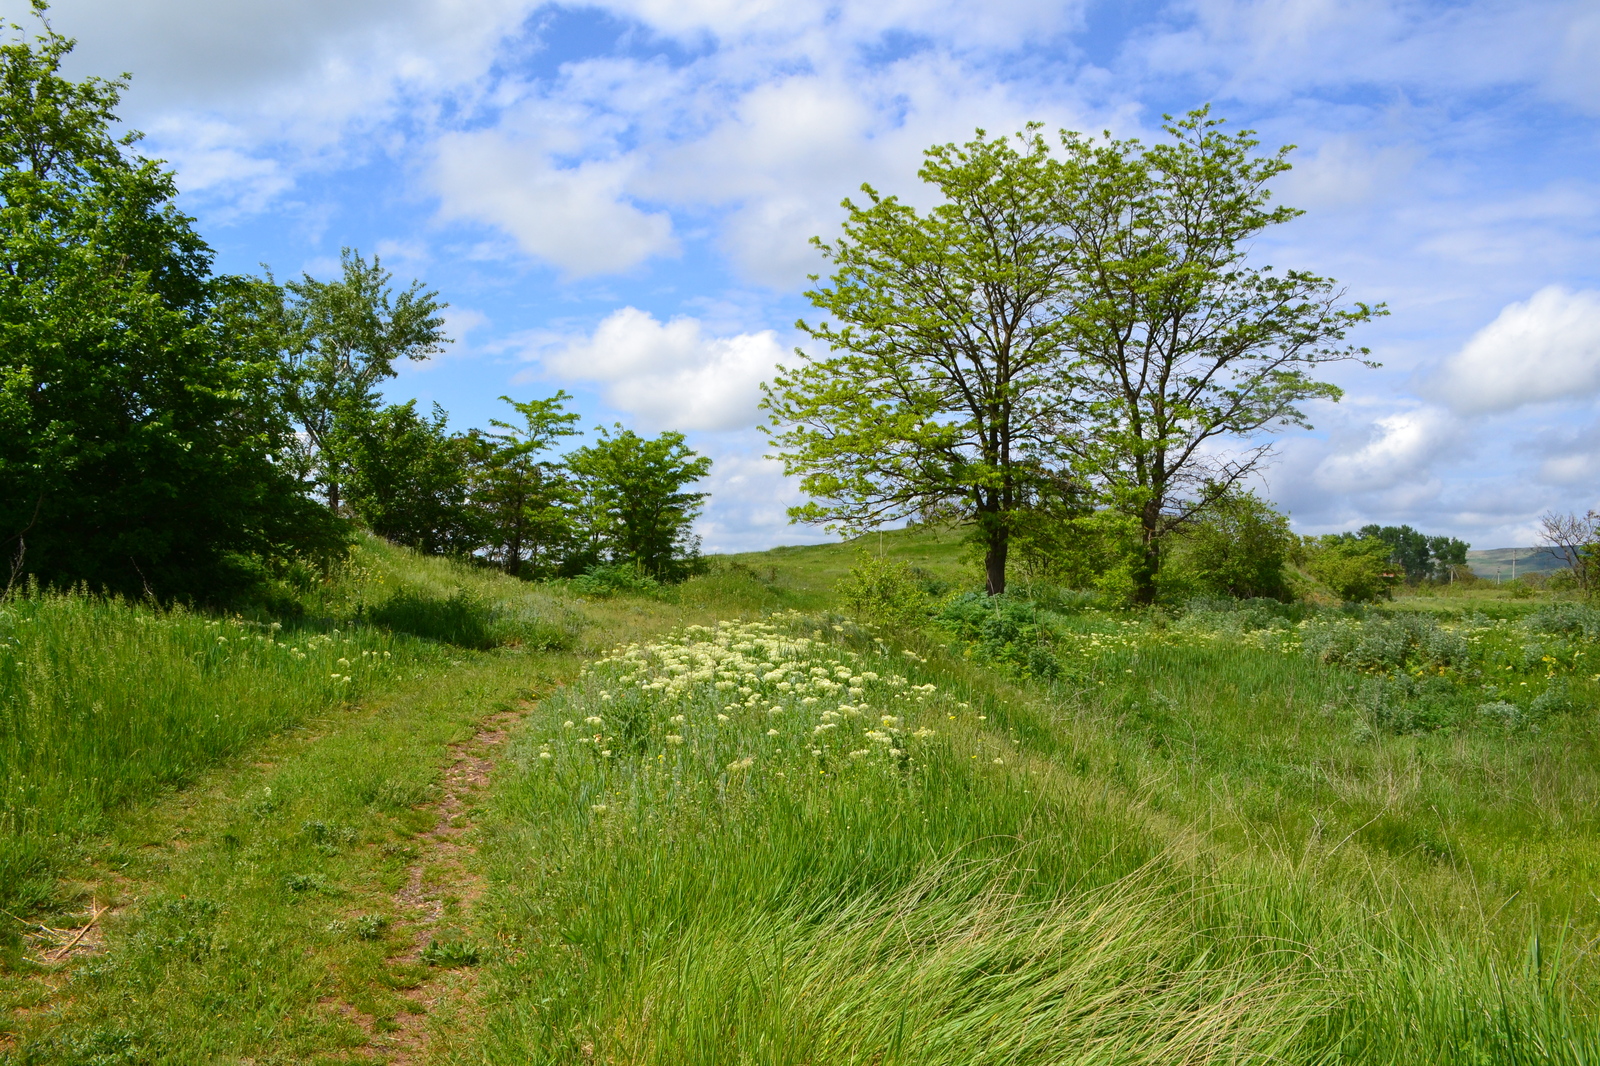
xmin=0 ymin=20 xmax=709 ymax=600
xmin=762 ymin=112 xmax=1385 ymax=602
xmin=337 ymin=388 xmax=711 ymax=581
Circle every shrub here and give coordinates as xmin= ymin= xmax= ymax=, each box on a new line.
xmin=572 ymin=562 xmax=664 ymax=598
xmin=936 ymin=593 xmax=1061 ymax=679
xmin=835 ymin=553 xmax=930 ymax=630
xmin=1304 ymin=536 xmax=1399 ymax=603
xmin=1528 ymin=602 xmax=1600 ymax=640
xmin=1171 ymin=492 xmax=1295 ymax=600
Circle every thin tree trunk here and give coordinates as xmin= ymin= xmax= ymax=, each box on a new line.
xmin=984 ymin=522 xmax=1008 ymax=597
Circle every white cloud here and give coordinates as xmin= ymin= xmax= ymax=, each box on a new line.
xmin=1312 ymin=405 xmax=1463 ymax=495
xmin=1275 ymin=135 xmax=1420 ymax=210
xmin=588 ymin=0 xmax=1081 ymax=50
xmin=1430 ymin=287 xmax=1600 ymax=414
xmin=4 ymin=0 xmax=543 ymax=208
xmin=691 ymin=440 xmax=827 ymax=553
xmin=430 ymin=131 xmax=678 ymax=277
xmin=542 ymin=307 xmax=786 ymax=431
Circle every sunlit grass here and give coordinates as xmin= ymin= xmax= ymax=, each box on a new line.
xmin=476 ymin=615 xmax=1600 ymax=1062
xmin=0 ymin=586 xmax=430 ymax=915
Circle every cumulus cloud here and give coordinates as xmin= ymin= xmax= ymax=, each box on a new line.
xmin=1430 ymin=287 xmax=1600 ymax=414
xmin=691 ymin=441 xmax=826 ymax=553
xmin=1312 ymin=405 xmax=1463 ymax=495
xmin=542 ymin=307 xmax=785 ymax=431
xmin=431 ymin=131 xmax=678 ymax=277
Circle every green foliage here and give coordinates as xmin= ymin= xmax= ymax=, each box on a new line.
xmin=1009 ymin=507 xmax=1139 ymax=591
xmin=567 ymin=426 xmax=711 ymax=581
xmin=765 ymin=111 xmax=1380 ymax=602
xmin=763 ymin=128 xmax=1078 ymax=596
xmin=936 ymin=592 xmax=1063 ymax=678
xmin=1056 ymin=110 xmax=1382 ymax=604
xmin=1358 ymin=523 xmax=1470 ymax=583
xmin=1304 ymin=535 xmax=1399 ymax=603
xmin=275 ymin=248 xmax=449 ymax=513
xmin=834 ymin=552 xmax=930 ymax=629
xmin=470 ymin=392 xmax=582 ymax=578
xmin=341 ymin=400 xmax=479 ymax=555
xmin=571 ymin=562 xmax=663 ymax=598
xmin=0 ymin=20 xmax=343 ymax=600
xmin=1170 ymin=492 xmax=1294 ymax=601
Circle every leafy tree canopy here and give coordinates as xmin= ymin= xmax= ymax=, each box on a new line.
xmin=765 ymin=109 xmax=1381 ymax=600
xmin=567 ymin=427 xmax=711 ymax=581
xmin=763 ymin=128 xmax=1077 ymax=595
xmin=1358 ymin=524 xmax=1469 ymax=584
xmin=0 ymin=11 xmax=341 ymax=599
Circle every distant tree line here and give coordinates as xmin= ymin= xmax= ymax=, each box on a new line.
xmin=1001 ymin=488 xmax=1474 ymax=605
xmin=0 ymin=19 xmax=708 ymax=601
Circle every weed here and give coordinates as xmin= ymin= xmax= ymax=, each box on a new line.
xmin=354 ymin=914 xmax=389 ymax=941
xmin=421 ymin=938 xmax=480 ymax=967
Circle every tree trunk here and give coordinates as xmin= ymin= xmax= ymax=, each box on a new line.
xmin=328 ymin=481 xmax=340 ymax=514
xmin=1132 ymin=509 xmax=1160 ymax=606
xmin=984 ymin=524 xmax=1008 ymax=597
xmin=506 ymin=528 xmax=523 ymax=578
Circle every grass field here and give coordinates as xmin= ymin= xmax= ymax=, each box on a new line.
xmin=5 ymin=528 xmax=1600 ymax=1062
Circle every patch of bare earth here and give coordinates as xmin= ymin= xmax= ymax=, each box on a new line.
xmin=364 ymin=704 xmax=527 ymax=1064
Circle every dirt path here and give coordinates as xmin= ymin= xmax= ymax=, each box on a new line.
xmin=368 ymin=704 xmax=528 ymax=1064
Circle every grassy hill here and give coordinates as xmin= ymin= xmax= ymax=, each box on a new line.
xmin=1467 ymin=545 xmax=1571 ymax=579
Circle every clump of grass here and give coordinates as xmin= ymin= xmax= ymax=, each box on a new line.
xmin=421 ymin=937 xmax=480 ymax=968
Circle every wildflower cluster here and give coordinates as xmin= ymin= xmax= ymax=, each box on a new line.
xmin=532 ymin=617 xmax=949 ymax=780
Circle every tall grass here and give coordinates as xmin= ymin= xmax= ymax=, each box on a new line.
xmin=479 ymin=617 xmax=1600 ymax=1063
xmin=0 ymin=587 xmax=420 ymax=914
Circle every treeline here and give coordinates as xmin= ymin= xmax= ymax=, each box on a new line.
xmin=0 ymin=23 xmax=708 ymax=601
xmin=1009 ymin=492 xmax=1469 ymax=605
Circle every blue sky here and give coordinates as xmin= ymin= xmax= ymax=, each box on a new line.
xmin=13 ymin=0 xmax=1600 ymax=551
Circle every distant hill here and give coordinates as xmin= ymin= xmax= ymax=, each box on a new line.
xmin=1466 ymin=546 xmax=1571 ymax=579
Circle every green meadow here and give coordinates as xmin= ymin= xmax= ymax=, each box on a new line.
xmin=4 ymin=529 xmax=1600 ymax=1063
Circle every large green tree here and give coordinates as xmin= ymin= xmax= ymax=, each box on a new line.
xmin=341 ymin=401 xmax=480 ymax=556
xmin=762 ymin=130 xmax=1078 ymax=595
xmin=566 ymin=427 xmax=711 ymax=580
xmin=0 ymin=13 xmax=339 ymax=598
xmin=277 ymin=250 xmax=449 ymax=513
xmin=1055 ymin=109 xmax=1382 ymax=603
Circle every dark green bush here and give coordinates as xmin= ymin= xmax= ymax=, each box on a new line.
xmin=572 ymin=562 xmax=664 ymax=598
xmin=936 ymin=593 xmax=1062 ymax=679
